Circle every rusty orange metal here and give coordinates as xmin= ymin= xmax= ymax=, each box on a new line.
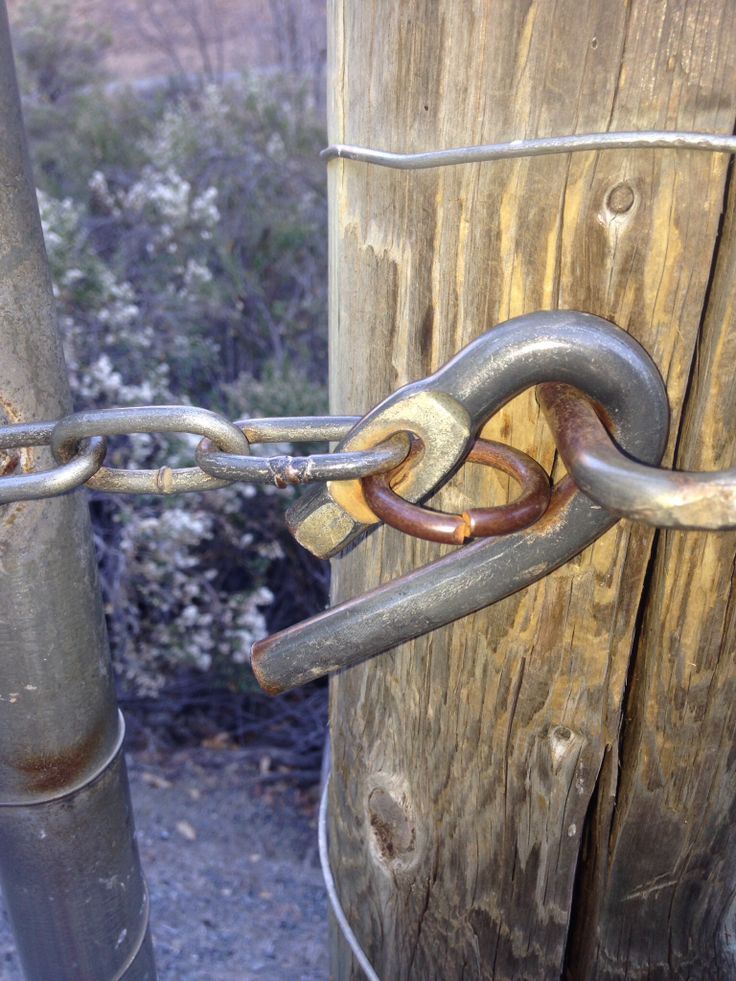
xmin=361 ymin=438 xmax=551 ymax=544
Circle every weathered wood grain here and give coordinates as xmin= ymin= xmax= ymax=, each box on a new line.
xmin=326 ymin=2 xmax=736 ymax=977
xmin=568 ymin=156 xmax=736 ymax=981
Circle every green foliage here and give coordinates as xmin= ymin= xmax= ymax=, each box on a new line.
xmin=223 ymin=362 xmax=328 ymax=420
xmin=12 ymin=2 xmax=329 ymax=695
xmin=13 ymin=0 xmax=110 ymax=103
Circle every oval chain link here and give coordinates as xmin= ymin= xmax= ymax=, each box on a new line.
xmin=50 ymin=405 xmax=251 ymax=495
xmin=0 ymin=420 xmax=108 ymax=504
xmin=196 ymin=416 xmax=410 ymax=488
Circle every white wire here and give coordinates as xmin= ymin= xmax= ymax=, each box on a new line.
xmin=318 ymin=771 xmax=381 ymax=981
xmin=322 ymin=129 xmax=736 ymax=170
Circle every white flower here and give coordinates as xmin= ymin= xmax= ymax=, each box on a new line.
xmin=182 ymin=258 xmax=213 ymax=289
xmin=88 ymin=170 xmax=116 ymax=210
xmin=190 ymin=186 xmax=220 ymax=227
xmin=124 ymin=167 xmax=192 ymax=226
xmin=266 ymin=133 xmax=286 ymax=161
xmin=62 ymin=268 xmax=84 ymax=287
xmin=36 ymin=190 xmax=82 ymax=261
xmin=180 ymin=604 xmax=199 ymax=626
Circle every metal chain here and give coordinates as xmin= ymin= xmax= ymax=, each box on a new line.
xmin=0 ymin=408 xmax=411 ymax=503
xmin=4 ymin=127 xmax=736 ymax=524
xmin=0 ymin=420 xmax=108 ymax=504
xmin=2 ymin=383 xmax=736 ymax=533
xmin=197 ymin=419 xmax=411 ymax=489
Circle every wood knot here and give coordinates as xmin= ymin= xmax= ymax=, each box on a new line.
xmin=606 ymin=182 xmax=636 ymax=215
xmin=367 ymin=786 xmax=415 ymax=868
xmin=548 ymin=724 xmax=583 ymax=773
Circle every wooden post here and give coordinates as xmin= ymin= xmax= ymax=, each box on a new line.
xmin=326 ymin=2 xmax=736 ymax=978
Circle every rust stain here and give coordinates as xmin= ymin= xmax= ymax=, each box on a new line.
xmin=0 ymin=395 xmax=18 ymax=422
xmin=8 ymin=713 xmax=111 ymax=796
xmin=0 ymin=399 xmax=27 ymax=525
xmin=1 ymin=501 xmax=26 ymax=527
xmin=534 ymin=475 xmax=578 ymax=533
xmin=249 ymin=649 xmax=281 ymax=696
xmin=0 ymin=447 xmax=20 ymax=476
xmin=0 ymin=401 xmax=20 ymax=478
xmin=0 ymin=400 xmax=35 ymax=523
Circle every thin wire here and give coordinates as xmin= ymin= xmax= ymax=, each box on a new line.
xmin=318 ymin=771 xmax=381 ymax=981
xmin=322 ymin=130 xmax=736 ymax=170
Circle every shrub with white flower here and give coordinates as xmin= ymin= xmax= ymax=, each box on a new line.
xmin=15 ymin=2 xmax=329 ymax=696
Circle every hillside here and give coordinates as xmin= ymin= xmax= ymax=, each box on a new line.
xmin=7 ymin=0 xmax=325 ymax=91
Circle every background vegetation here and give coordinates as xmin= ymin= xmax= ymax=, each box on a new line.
xmin=11 ymin=0 xmax=330 ymax=712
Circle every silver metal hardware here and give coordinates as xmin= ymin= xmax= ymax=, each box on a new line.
xmin=4 ymin=314 xmax=736 ymax=692
xmin=4 ymin=312 xmax=736 ymax=701
xmin=285 ymin=310 xmax=670 ymax=559
xmin=0 ymin=329 xmax=732 ymax=539
xmin=197 ymin=418 xmax=410 ymax=488
xmin=50 ymin=404 xmax=251 ymax=495
xmin=251 ymin=312 xmax=670 ymax=693
xmin=0 ymin=413 xmax=413 ymax=502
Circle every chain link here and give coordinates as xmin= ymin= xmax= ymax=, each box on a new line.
xmin=0 ymin=419 xmax=108 ymax=504
xmin=50 ymin=405 xmax=251 ymax=495
xmin=197 ymin=418 xmax=411 ymax=488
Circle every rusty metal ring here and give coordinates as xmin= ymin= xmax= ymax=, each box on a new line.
xmin=361 ymin=438 xmax=551 ymax=544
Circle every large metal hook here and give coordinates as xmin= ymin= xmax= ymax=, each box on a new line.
xmin=252 ymin=311 xmax=669 ymax=694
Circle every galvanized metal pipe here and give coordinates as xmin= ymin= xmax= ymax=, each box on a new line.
xmin=0 ymin=4 xmax=155 ymax=977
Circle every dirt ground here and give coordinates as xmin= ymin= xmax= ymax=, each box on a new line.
xmin=0 ymin=748 xmax=329 ymax=980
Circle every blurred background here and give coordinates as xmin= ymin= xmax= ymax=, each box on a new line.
xmin=2 ymin=2 xmax=331 ymax=977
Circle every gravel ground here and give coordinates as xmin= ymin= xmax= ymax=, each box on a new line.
xmin=0 ymin=748 xmax=329 ymax=980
